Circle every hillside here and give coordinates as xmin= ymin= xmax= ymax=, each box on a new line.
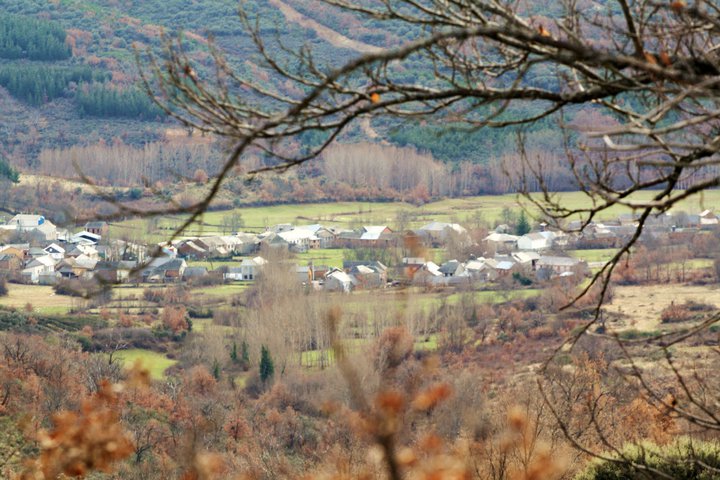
xmin=0 ymin=0 xmax=567 ymax=180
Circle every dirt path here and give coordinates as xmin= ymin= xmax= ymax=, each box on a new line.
xmin=269 ymin=0 xmax=382 ymax=54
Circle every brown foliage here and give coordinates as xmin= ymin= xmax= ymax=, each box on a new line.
xmin=17 ymin=381 xmax=133 ymax=479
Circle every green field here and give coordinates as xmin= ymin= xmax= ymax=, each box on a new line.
xmin=109 ymin=191 xmax=720 ymax=243
xmin=114 ymin=348 xmax=177 ymax=380
xmin=567 ymin=249 xmax=618 ymax=264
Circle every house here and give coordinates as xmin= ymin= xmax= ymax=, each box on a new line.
xmin=242 ymin=257 xmax=267 ymax=280
xmin=416 ymin=222 xmax=468 ymax=246
xmin=464 ymin=259 xmax=498 ymax=282
xmin=401 ymin=257 xmax=426 ymax=281
xmin=0 ymin=253 xmax=22 ymax=272
xmin=517 ymin=232 xmax=552 ymax=251
xmin=21 ymin=255 xmax=58 ymax=284
xmin=337 ymin=226 xmax=394 ymax=248
xmin=43 ymin=243 xmax=66 ymax=260
xmin=511 ymin=251 xmax=540 ymax=269
xmin=235 ymin=232 xmax=260 ymax=255
xmin=84 ymin=221 xmax=109 ymax=236
xmin=0 ymin=244 xmax=28 ymax=260
xmin=141 ymin=257 xmax=187 ymax=283
xmin=191 ymin=237 xmax=233 ymax=258
xmin=177 ymin=240 xmax=208 ymax=259
xmin=484 ymin=232 xmax=519 ymax=253
xmin=438 ymin=260 xmax=464 ymax=277
xmin=94 ymin=260 xmax=137 ymax=283
xmin=70 ymin=231 xmax=102 ymax=245
xmin=349 ymin=264 xmax=386 ymax=289
xmin=278 ymin=229 xmax=320 ymax=251
xmin=258 ymin=232 xmax=290 ymax=250
xmin=1 ymin=215 xmax=58 ymax=241
xmin=183 ymin=266 xmax=209 ymax=281
xmin=294 ymin=225 xmax=335 ymax=248
xmin=535 ymin=256 xmax=588 ymax=280
xmin=700 ymin=210 xmax=719 ymax=226
xmin=66 ymin=244 xmax=99 ymax=260
xmin=324 ymin=269 xmax=354 ymax=293
xmin=411 ymin=261 xmax=443 ymax=286
xmin=224 ymin=267 xmax=244 ymax=281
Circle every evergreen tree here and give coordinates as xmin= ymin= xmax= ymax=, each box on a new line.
xmin=212 ymin=358 xmax=221 ymax=380
xmin=259 ymin=345 xmax=274 ymax=383
xmin=230 ymin=341 xmax=238 ymax=363
xmin=516 ymin=210 xmax=531 ymax=235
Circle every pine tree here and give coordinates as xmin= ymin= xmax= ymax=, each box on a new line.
xmin=516 ymin=210 xmax=531 ymax=235
xmin=230 ymin=341 xmax=238 ymax=363
xmin=259 ymin=345 xmax=274 ymax=383
xmin=212 ymin=358 xmax=220 ymax=380
xmin=241 ymin=340 xmax=250 ymax=370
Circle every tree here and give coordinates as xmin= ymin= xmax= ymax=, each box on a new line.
xmin=515 ymin=210 xmax=530 ymax=236
xmin=259 ymin=345 xmax=274 ymax=383
xmin=138 ymin=1 xmax=720 ymax=473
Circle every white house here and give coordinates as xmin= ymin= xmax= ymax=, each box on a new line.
xmin=517 ymin=232 xmax=553 ymax=251
xmin=278 ymin=229 xmax=320 ymax=251
xmin=324 ymin=269 xmax=354 ymax=293
xmin=417 ymin=222 xmax=468 ymax=245
xmin=21 ymin=255 xmax=58 ymax=284
xmin=225 ymin=256 xmax=267 ymax=281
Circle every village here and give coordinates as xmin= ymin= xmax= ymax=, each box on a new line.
xmin=1 ymin=208 xmax=718 ymax=295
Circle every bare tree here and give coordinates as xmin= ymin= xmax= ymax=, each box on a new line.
xmin=135 ymin=0 xmax=720 ymax=474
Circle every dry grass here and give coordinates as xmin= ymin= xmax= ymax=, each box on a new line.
xmin=605 ymin=284 xmax=720 ymax=332
xmin=0 ymin=284 xmax=85 ymax=314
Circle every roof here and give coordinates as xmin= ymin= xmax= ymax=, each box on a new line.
xmin=84 ymin=221 xmax=108 ymax=228
xmin=512 ymin=251 xmax=540 ymax=263
xmin=360 ymin=226 xmax=390 ymax=240
xmin=418 ymin=222 xmax=467 ymax=234
xmin=484 ymin=233 xmax=519 ymax=242
xmin=423 ymin=261 xmax=441 ymax=276
xmin=439 ymin=260 xmax=461 ymax=274
xmin=523 ymin=232 xmax=547 ymax=241
xmin=278 ymin=229 xmax=319 ymax=243
xmin=8 ymin=214 xmax=50 ymax=228
xmin=183 ymin=266 xmax=208 ymax=276
xmin=537 ymin=256 xmax=580 ymax=267
xmin=326 ymin=270 xmax=353 ymax=284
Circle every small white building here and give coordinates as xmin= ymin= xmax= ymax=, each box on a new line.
xmin=324 ymin=269 xmax=354 ymax=293
xmin=517 ymin=232 xmax=553 ymax=251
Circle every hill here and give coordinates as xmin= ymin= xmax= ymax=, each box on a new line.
xmin=0 ymin=0 xmax=568 ymax=182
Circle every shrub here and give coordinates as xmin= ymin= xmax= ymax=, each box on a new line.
xmin=576 ymin=438 xmax=720 ymax=480
xmin=0 ymin=277 xmax=8 ymax=296
xmin=660 ymin=300 xmax=714 ymax=323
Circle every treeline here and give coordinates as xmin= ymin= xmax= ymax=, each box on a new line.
xmin=33 ymin=140 xmax=579 ymax=201
xmin=0 ymin=14 xmax=71 ymax=61
xmin=0 ymin=65 xmax=106 ymax=105
xmin=76 ymin=83 xmax=164 ymax=119
xmin=37 ymin=141 xmax=222 ymax=185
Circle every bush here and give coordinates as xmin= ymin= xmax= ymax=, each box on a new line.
xmin=0 ymin=277 xmax=7 ymax=296
xmin=576 ymin=438 xmax=720 ymax=480
xmin=660 ymin=300 xmax=714 ymax=323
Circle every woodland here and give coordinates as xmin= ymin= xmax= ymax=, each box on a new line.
xmin=3 ymin=0 xmax=720 ymax=479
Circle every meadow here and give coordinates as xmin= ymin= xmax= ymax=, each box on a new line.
xmin=113 ymin=348 xmax=178 ymax=380
xmin=108 ymin=190 xmax=720 ymax=242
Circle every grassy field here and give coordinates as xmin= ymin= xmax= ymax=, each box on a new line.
xmin=109 ymin=190 xmax=720 ymax=243
xmin=568 ymin=248 xmax=618 ymax=264
xmin=0 ymin=284 xmax=83 ymax=314
xmin=114 ymin=348 xmax=177 ymax=380
xmin=605 ymin=284 xmax=720 ymax=332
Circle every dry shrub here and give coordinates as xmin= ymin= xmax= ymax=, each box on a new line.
xmin=17 ymin=381 xmax=134 ymax=479
xmin=660 ymin=300 xmax=714 ymax=323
